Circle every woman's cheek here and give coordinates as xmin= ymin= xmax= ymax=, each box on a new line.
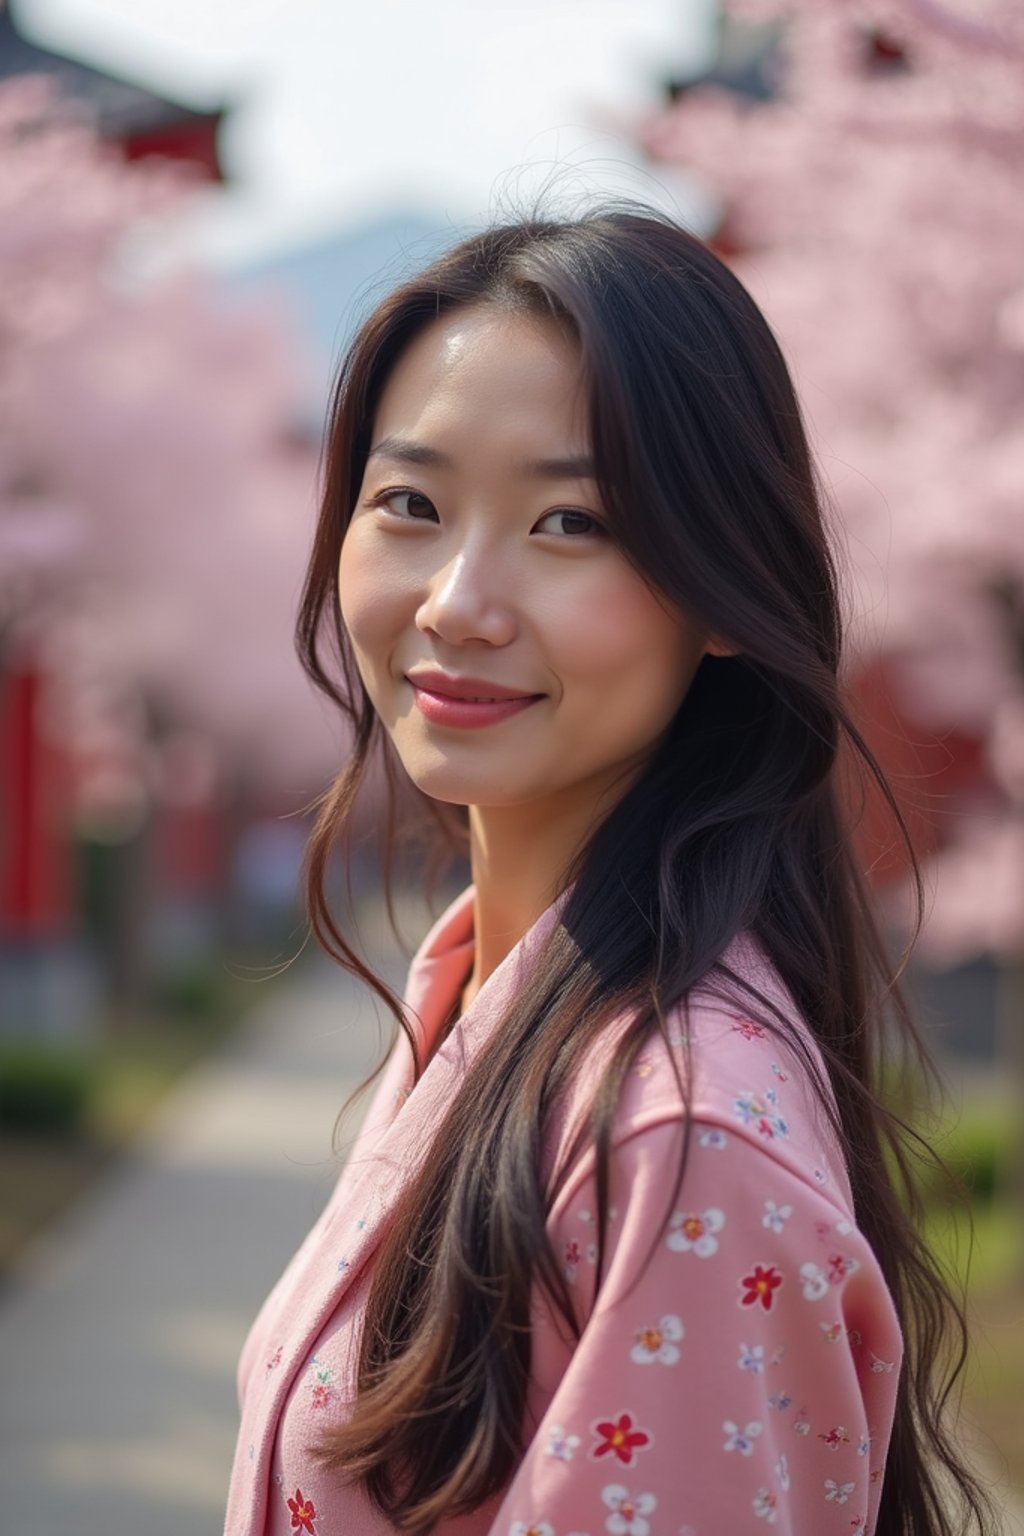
xmin=339 ymin=526 xmax=392 ymax=661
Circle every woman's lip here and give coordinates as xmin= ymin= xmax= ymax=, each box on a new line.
xmin=405 ymin=671 xmax=540 ymax=702
xmin=409 ymin=683 xmax=543 ymax=730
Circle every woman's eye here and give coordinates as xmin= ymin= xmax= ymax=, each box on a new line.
xmin=372 ymin=490 xmax=438 ymax=521
xmin=534 ymin=509 xmax=604 ymax=538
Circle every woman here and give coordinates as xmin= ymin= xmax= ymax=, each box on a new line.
xmin=223 ymin=206 xmax=993 ymax=1536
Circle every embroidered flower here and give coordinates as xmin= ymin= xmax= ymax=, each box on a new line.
xmin=770 ymin=1062 xmax=789 ymax=1081
xmin=733 ymin=1092 xmax=788 ymax=1140
xmin=601 ymin=1484 xmax=657 ymax=1536
xmin=827 ymin=1252 xmax=860 ymax=1285
xmin=308 ymin=1354 xmax=338 ymax=1411
xmin=545 ymin=1425 xmax=581 ymax=1462
xmin=698 ymin=1127 xmax=728 ymax=1149
xmin=723 ymin=1418 xmax=763 ymax=1455
xmin=870 ymin=1353 xmax=896 ymax=1373
xmin=762 ymin=1200 xmax=793 ymax=1233
xmin=753 ymin=1488 xmax=779 ymax=1524
xmin=836 ymin=1218 xmax=854 ymax=1236
xmin=732 ymin=1017 xmax=767 ymax=1041
xmin=819 ymin=1425 xmax=851 ymax=1450
xmin=564 ymin=1239 xmax=581 ymax=1281
xmin=667 ymin=1207 xmax=725 ymax=1257
xmin=820 ymin=1320 xmax=844 ymax=1342
xmin=630 ymin=1315 xmax=684 ymax=1365
xmin=776 ymin=1453 xmax=790 ymax=1491
xmin=590 ymin=1412 xmax=653 ymax=1466
xmin=824 ymin=1479 xmax=856 ymax=1505
xmin=812 ymin=1167 xmax=828 ymax=1185
xmin=800 ymin=1262 xmax=829 ymax=1301
xmin=633 ymin=1054 xmax=656 ymax=1078
xmin=739 ymin=1263 xmax=783 ymax=1311
xmin=509 ymin=1523 xmax=555 ymax=1536
xmin=794 ymin=1417 xmax=811 ymax=1436
xmin=738 ymin=1342 xmax=765 ymax=1373
xmin=286 ymin=1488 xmax=318 ymax=1534
xmin=858 ymin=1434 xmax=872 ymax=1457
xmin=768 ymin=1391 xmax=793 ymax=1411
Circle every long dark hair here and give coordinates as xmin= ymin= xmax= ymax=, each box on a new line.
xmin=296 ymin=203 xmax=995 ymax=1535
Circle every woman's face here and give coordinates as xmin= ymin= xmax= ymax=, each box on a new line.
xmin=339 ymin=302 xmax=718 ymax=814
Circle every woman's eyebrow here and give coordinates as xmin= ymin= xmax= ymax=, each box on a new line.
xmin=366 ymin=434 xmax=596 ymax=480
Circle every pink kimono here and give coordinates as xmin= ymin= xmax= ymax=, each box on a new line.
xmin=224 ymin=886 xmax=902 ymax=1536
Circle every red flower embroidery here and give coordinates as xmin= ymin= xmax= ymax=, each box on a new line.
xmin=565 ymin=1239 xmax=581 ymax=1266
xmin=732 ymin=1017 xmax=767 ymax=1040
xmin=819 ymin=1425 xmax=851 ymax=1450
xmin=590 ymin=1411 xmax=652 ymax=1465
xmin=287 ymin=1488 xmax=318 ymax=1533
xmin=740 ymin=1263 xmax=783 ymax=1311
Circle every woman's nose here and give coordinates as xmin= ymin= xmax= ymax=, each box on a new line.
xmin=414 ymin=547 xmax=517 ymax=647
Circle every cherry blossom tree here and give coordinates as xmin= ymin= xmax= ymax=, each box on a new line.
xmin=637 ymin=0 xmax=1024 ymax=966
xmin=0 ymin=71 xmax=337 ymax=827
xmin=0 ymin=71 xmax=344 ymax=1018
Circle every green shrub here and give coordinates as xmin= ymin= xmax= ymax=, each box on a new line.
xmin=0 ymin=1045 xmax=93 ymax=1137
xmin=918 ymin=1102 xmax=1015 ymax=1207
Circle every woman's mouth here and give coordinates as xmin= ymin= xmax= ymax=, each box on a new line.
xmin=406 ymin=674 xmax=544 ymax=729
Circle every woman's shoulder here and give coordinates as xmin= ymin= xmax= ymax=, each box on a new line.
xmin=550 ymin=929 xmax=855 ymax=1217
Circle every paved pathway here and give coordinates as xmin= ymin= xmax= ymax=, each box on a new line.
xmin=1 ymin=907 xmax=1021 ymax=1535
xmin=0 ymin=944 xmax=403 ymax=1536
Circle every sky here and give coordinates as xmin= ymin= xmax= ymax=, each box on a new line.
xmin=19 ymin=0 xmax=718 ymax=269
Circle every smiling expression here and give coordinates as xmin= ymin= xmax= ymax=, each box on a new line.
xmin=338 ymin=302 xmax=719 ymax=816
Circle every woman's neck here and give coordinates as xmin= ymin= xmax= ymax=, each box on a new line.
xmin=461 ymin=777 xmax=620 ymax=1008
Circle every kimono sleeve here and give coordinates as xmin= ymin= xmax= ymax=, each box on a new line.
xmin=487 ymin=1116 xmax=902 ymax=1536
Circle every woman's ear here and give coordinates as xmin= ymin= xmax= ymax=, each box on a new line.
xmin=705 ymin=634 xmax=741 ymax=659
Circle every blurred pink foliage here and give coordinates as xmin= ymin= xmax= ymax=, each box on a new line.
xmin=640 ymin=0 xmax=1024 ymax=960
xmin=0 ymin=74 xmax=338 ymax=814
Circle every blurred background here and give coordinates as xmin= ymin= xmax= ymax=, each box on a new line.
xmin=1 ymin=0 xmax=1022 ymax=1530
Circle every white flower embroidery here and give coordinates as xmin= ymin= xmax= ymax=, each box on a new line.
xmin=858 ymin=1434 xmax=872 ymax=1457
xmin=667 ymin=1207 xmax=725 ymax=1257
xmin=799 ymin=1262 xmax=829 ymax=1301
xmin=601 ymin=1483 xmax=657 ymax=1536
xmin=630 ymin=1315 xmax=684 ymax=1365
xmin=776 ymin=1453 xmax=790 ymax=1491
xmin=793 ymin=1418 xmax=811 ymax=1436
xmin=762 ymin=1200 xmax=794 ymax=1233
xmin=723 ymin=1419 xmax=763 ymax=1455
xmin=824 ymin=1479 xmax=856 ymax=1505
xmin=738 ymin=1342 xmax=765 ymax=1374
xmin=836 ymin=1218 xmax=854 ymax=1236
xmin=510 ymin=1523 xmax=556 ymax=1536
xmin=545 ymin=1425 xmax=581 ymax=1462
xmin=698 ymin=1127 xmax=727 ymax=1149
xmin=870 ymin=1354 xmax=897 ymax=1373
xmin=753 ymin=1488 xmax=778 ymax=1524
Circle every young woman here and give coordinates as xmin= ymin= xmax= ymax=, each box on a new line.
xmin=223 ymin=206 xmax=994 ymax=1536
